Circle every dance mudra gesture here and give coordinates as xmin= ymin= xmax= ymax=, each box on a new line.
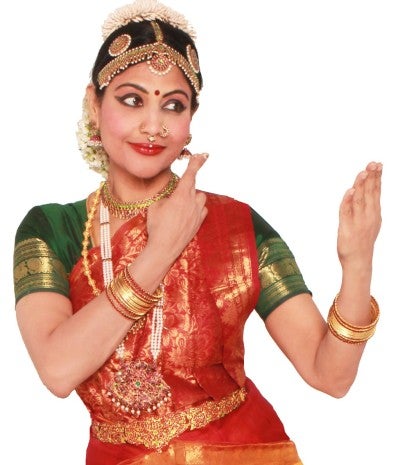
xmin=14 ymin=1 xmax=382 ymax=464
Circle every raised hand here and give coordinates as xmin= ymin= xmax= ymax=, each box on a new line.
xmin=146 ymin=154 xmax=209 ymax=261
xmin=337 ymin=162 xmax=382 ymax=268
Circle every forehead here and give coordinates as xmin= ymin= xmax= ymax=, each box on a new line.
xmin=106 ymin=62 xmax=192 ymax=95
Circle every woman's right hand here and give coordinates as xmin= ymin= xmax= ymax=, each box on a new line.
xmin=146 ymin=154 xmax=209 ymax=262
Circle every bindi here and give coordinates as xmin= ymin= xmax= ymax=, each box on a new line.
xmin=154 ymin=90 xmax=160 ymax=96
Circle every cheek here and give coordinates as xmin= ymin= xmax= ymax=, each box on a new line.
xmin=170 ymin=118 xmax=191 ymax=144
xmin=99 ymin=105 xmax=131 ymax=141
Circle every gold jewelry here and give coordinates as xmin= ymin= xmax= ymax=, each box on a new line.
xmin=327 ymin=295 xmax=380 ymax=344
xmin=140 ymin=123 xmax=170 ymax=141
xmin=178 ymin=134 xmax=193 ymax=160
xmin=81 ymin=174 xmax=179 ymax=294
xmin=81 ymin=178 xmax=173 ymax=417
xmin=178 ymin=148 xmax=192 ymax=160
xmin=159 ymin=124 xmax=169 ymax=138
xmin=98 ymin=22 xmax=201 ymax=94
xmin=92 ymin=387 xmax=247 ymax=449
xmin=124 ymin=267 xmax=162 ymax=303
xmin=106 ymin=271 xmax=161 ymax=321
xmin=102 ymin=173 xmax=179 ymax=219
xmin=82 ymin=183 xmax=105 ymax=296
xmin=139 ymin=124 xmax=156 ymax=143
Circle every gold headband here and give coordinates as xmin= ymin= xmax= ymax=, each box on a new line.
xmin=97 ymin=21 xmax=201 ymax=94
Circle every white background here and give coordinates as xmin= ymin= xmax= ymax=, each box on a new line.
xmin=1 ymin=1 xmax=398 ymax=463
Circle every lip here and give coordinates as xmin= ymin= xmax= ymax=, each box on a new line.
xmin=130 ymin=143 xmax=165 ymax=156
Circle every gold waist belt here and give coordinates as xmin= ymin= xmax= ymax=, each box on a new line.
xmin=91 ymin=387 xmax=247 ymax=450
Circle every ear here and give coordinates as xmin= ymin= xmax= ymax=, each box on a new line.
xmin=85 ymin=84 xmax=101 ymax=128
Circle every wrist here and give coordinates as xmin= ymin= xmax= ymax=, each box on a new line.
xmin=127 ymin=244 xmax=176 ymax=293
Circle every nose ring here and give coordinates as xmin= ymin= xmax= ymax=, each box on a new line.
xmin=159 ymin=124 xmax=170 ymax=138
xmin=139 ymin=123 xmax=169 ymax=142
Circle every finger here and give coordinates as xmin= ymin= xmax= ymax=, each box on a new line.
xmin=364 ymin=162 xmax=382 ymax=208
xmin=195 ymin=191 xmax=207 ymax=208
xmin=339 ymin=187 xmax=355 ymax=217
xmin=178 ymin=153 xmax=209 ymax=191
xmin=351 ymin=169 xmax=368 ymax=208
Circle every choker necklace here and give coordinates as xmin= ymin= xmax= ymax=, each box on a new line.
xmin=101 ymin=173 xmax=179 ymax=219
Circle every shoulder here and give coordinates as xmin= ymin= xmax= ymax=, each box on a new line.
xmin=15 ymin=199 xmax=86 ymax=243
xmin=203 ymin=191 xmax=249 ymax=210
xmin=202 ymin=191 xmax=279 ymax=239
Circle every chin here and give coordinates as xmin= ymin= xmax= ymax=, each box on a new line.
xmin=126 ymin=164 xmax=172 ymax=181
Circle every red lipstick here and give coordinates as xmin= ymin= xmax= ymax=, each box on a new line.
xmin=130 ymin=143 xmax=165 ymax=156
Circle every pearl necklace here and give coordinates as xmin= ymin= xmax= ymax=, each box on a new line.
xmin=100 ymin=200 xmax=165 ymax=362
xmin=81 ymin=179 xmax=176 ymax=415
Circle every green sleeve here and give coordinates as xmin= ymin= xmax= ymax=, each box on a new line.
xmin=13 ymin=200 xmax=87 ymax=303
xmin=251 ymin=208 xmax=311 ymax=320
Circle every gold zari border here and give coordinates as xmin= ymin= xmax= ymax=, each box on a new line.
xmin=116 ymin=440 xmax=303 ymax=465
xmin=91 ymin=387 xmax=247 ymax=450
xmin=14 ymin=238 xmax=68 ymax=300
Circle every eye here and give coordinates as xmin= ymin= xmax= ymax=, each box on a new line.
xmin=163 ymin=99 xmax=187 ymax=113
xmin=116 ymin=93 xmax=143 ymax=107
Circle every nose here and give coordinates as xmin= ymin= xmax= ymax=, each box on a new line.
xmin=139 ymin=118 xmax=169 ymax=141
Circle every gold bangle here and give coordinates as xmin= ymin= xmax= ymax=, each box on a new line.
xmin=327 ymin=295 xmax=380 ymax=344
xmin=106 ymin=280 xmax=144 ymax=321
xmin=105 ymin=272 xmax=158 ymax=320
xmin=124 ymin=267 xmax=162 ymax=303
xmin=333 ymin=294 xmax=379 ymax=331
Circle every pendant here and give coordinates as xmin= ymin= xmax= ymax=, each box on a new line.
xmin=107 ymin=360 xmax=172 ymax=417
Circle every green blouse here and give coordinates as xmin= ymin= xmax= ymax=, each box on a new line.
xmin=13 ymin=199 xmax=310 ymax=320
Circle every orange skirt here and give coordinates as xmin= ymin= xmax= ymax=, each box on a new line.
xmin=118 ymin=440 xmax=303 ymax=465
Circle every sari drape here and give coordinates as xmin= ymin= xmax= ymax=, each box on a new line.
xmin=69 ymin=194 xmax=302 ymax=464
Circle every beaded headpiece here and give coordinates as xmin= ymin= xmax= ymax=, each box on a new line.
xmin=94 ymin=0 xmax=202 ymax=95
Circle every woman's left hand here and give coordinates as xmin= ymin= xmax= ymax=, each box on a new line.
xmin=337 ymin=161 xmax=382 ymax=268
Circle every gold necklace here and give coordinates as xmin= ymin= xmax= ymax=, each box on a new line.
xmin=81 ymin=183 xmax=172 ymax=417
xmin=81 ymin=173 xmax=179 ymax=295
xmin=82 ymin=182 xmax=104 ymax=296
xmin=102 ymin=173 xmax=179 ymax=219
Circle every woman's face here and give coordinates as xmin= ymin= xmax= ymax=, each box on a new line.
xmin=89 ymin=61 xmax=193 ymax=180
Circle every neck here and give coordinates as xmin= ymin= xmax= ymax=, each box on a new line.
xmin=106 ymin=168 xmax=173 ymax=203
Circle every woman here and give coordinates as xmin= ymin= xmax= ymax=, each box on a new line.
xmin=13 ymin=1 xmax=382 ymax=464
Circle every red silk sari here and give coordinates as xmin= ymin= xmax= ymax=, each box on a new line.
xmin=69 ymin=193 xmax=303 ymax=465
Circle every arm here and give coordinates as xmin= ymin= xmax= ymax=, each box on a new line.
xmin=265 ymin=162 xmax=382 ymax=398
xmin=16 ymin=155 xmax=208 ymax=398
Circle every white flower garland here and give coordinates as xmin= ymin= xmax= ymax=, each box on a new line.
xmin=102 ymin=0 xmax=196 ymax=41
xmin=76 ymin=96 xmax=109 ymax=178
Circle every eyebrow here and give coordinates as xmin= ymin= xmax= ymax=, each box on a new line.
xmin=163 ymin=89 xmax=190 ymax=101
xmin=115 ymin=83 xmax=148 ymax=93
xmin=115 ymin=83 xmax=189 ymax=100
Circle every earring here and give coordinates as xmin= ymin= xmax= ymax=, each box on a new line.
xmin=178 ymin=148 xmax=192 ymax=159
xmin=178 ymin=134 xmax=193 ymax=160
xmin=87 ymin=125 xmax=102 ymax=147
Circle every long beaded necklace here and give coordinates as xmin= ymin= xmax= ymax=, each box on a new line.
xmin=81 ymin=176 xmax=178 ymax=416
